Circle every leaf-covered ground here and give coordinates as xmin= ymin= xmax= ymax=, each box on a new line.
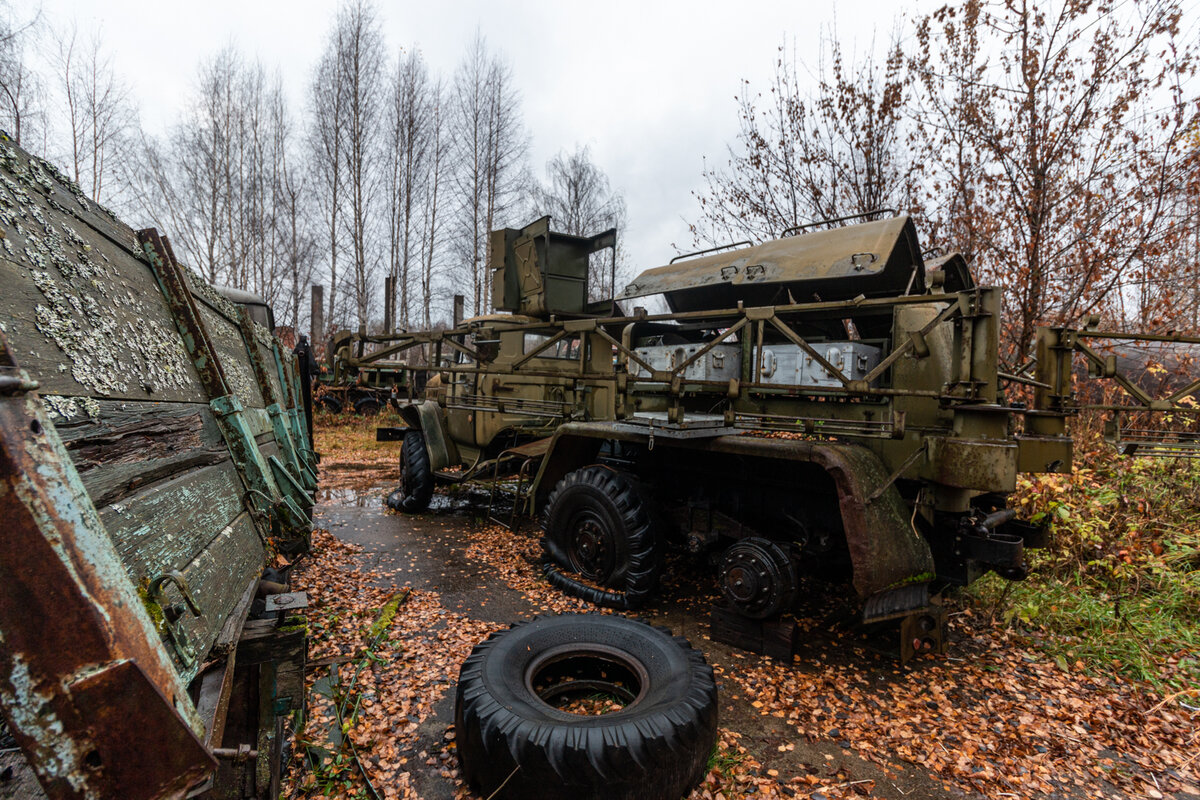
xmin=281 ymin=415 xmax=1199 ymax=800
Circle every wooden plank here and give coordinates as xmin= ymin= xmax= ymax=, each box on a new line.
xmin=99 ymin=462 xmax=245 ymax=583
xmin=255 ymin=339 xmax=286 ymax=408
xmin=0 ymin=751 xmax=49 ymax=800
xmin=710 ymin=607 xmax=797 ymax=661
xmin=168 ymin=512 xmax=265 ymax=685
xmin=52 ymin=399 xmax=229 ymax=507
xmin=256 ymin=439 xmax=281 ymax=462
xmin=195 ymin=577 xmax=256 ymax=760
xmin=242 ymin=406 xmax=274 ymax=438
xmin=0 ymin=146 xmax=206 ymax=404
xmin=213 ymin=578 xmax=261 ymax=656
xmin=237 ymin=621 xmax=306 ymax=715
xmin=195 ymin=653 xmax=237 ymax=750
xmin=197 ymin=303 xmax=264 ymax=410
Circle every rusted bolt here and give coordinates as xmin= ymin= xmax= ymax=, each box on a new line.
xmin=212 ymin=745 xmax=258 ymax=763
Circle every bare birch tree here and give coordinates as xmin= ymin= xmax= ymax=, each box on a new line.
xmin=308 ymin=46 xmax=346 ymax=334
xmin=450 ymin=32 xmax=528 ymax=316
xmin=270 ymin=81 xmax=318 ymax=332
xmin=384 ymin=48 xmax=433 ymax=331
xmin=0 ymin=4 xmax=43 ymax=147
xmin=419 ymin=76 xmax=447 ymax=331
xmin=51 ymin=24 xmax=133 ymax=205
xmin=331 ymin=0 xmax=385 ymax=329
xmin=130 ymin=46 xmax=299 ymax=316
xmin=533 ymin=145 xmax=628 ymax=299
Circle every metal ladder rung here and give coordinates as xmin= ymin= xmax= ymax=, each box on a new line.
xmin=485 ymin=452 xmax=541 ymax=532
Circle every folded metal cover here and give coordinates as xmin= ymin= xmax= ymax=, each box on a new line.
xmin=621 ymin=216 xmax=925 ymax=312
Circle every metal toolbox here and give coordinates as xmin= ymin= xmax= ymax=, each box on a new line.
xmin=758 ymin=341 xmax=882 ymax=388
xmin=631 ymin=343 xmax=742 ymax=382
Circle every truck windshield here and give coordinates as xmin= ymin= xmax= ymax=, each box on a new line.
xmin=523 ymin=333 xmax=583 ymax=360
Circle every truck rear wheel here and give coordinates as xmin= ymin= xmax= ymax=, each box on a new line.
xmin=541 ymin=466 xmax=661 ymax=609
xmin=387 ymin=429 xmax=433 ymax=512
xmin=718 ymin=537 xmax=797 ymax=618
xmin=353 ymin=396 xmax=381 ymax=415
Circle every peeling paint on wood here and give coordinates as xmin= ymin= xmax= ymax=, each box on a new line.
xmin=0 ymin=132 xmax=315 ymax=799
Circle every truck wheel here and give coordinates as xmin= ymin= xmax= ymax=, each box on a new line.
xmin=541 ymin=466 xmax=661 ymax=609
xmin=718 ymin=537 xmax=797 ymax=618
xmin=455 ymin=613 xmax=717 ymax=800
xmin=387 ymin=429 xmax=433 ymax=512
xmin=353 ymin=396 xmax=381 ymax=415
xmin=319 ymin=395 xmax=343 ymax=414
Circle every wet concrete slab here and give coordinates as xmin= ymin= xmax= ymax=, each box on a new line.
xmin=314 ymin=500 xmax=537 ymax=626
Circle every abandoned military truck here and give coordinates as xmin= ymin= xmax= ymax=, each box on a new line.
xmin=362 ymin=214 xmax=1196 ymax=652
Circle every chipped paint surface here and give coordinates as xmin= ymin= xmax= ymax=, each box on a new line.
xmin=0 ymin=384 xmax=213 ymax=799
xmin=0 ymin=133 xmax=315 ymax=799
xmin=41 ymin=394 xmax=100 ymax=422
xmin=0 ymin=144 xmax=197 ymax=402
xmin=0 ymin=654 xmax=84 ymax=792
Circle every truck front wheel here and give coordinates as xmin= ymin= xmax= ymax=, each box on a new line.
xmin=541 ymin=466 xmax=661 ymax=609
xmin=387 ymin=429 xmax=433 ymax=513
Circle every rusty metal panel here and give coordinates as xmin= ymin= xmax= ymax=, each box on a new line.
xmin=0 ymin=337 xmax=216 ymax=799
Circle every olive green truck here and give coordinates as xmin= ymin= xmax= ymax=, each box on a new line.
xmin=356 ymin=217 xmax=1197 ymax=656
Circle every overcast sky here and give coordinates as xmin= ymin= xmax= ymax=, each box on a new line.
xmin=42 ymin=0 xmax=910 ymax=271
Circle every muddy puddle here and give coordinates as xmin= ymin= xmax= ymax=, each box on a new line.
xmin=315 ymin=470 xmax=505 ymax=518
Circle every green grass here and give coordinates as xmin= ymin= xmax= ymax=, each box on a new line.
xmin=706 ymin=744 xmax=746 ymax=778
xmin=972 ymin=441 xmax=1200 ymax=692
xmin=968 ymin=568 xmax=1200 ymax=691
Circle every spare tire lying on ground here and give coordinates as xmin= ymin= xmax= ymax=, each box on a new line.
xmin=454 ymin=613 xmax=718 ymax=800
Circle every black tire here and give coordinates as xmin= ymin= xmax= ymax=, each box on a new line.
xmin=455 ymin=613 xmax=718 ymax=800
xmin=717 ymin=537 xmax=797 ymax=619
xmin=319 ymin=395 xmax=343 ymax=414
xmin=541 ymin=466 xmax=661 ymax=609
xmin=386 ymin=429 xmax=433 ymax=512
xmin=353 ymin=396 xmax=381 ymax=415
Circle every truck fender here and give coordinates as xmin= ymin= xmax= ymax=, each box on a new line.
xmin=397 ymin=401 xmax=459 ymax=472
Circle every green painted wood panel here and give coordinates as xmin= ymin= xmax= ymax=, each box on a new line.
xmin=99 ymin=462 xmax=246 ymax=584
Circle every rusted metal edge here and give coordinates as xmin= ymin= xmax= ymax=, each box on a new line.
xmin=0 ymin=330 xmax=214 ymax=800
xmin=137 ymin=229 xmax=231 ymax=400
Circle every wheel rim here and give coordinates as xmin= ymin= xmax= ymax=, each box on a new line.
xmin=525 ymin=643 xmax=649 ymax=716
xmin=724 ymin=564 xmax=762 ymax=604
xmin=565 ymin=511 xmax=617 ymax=581
xmin=718 ymin=539 xmax=795 ymax=618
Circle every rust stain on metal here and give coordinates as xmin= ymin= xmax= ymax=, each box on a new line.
xmin=0 ymin=333 xmax=215 ymax=799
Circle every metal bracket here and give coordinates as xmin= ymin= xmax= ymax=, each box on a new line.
xmin=263 ymin=591 xmax=309 ymax=613
xmin=149 ymin=570 xmax=203 ymax=668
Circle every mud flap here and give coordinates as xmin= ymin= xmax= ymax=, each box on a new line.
xmin=396 ymin=401 xmax=459 ymax=471
xmin=813 ymin=444 xmax=936 ymax=598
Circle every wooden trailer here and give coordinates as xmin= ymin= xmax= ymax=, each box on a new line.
xmin=0 ymin=133 xmax=317 ymax=799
